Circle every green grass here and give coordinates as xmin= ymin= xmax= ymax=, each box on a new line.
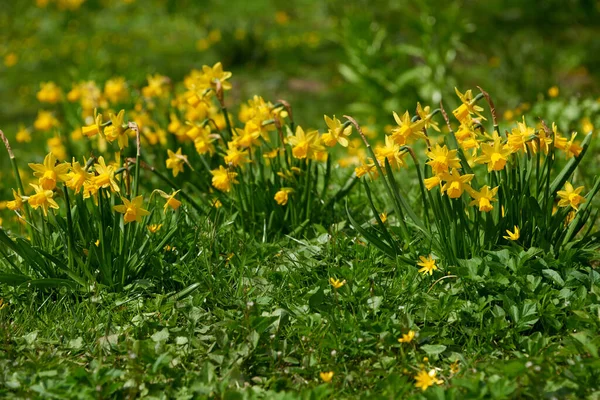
xmin=2 ymin=215 xmax=600 ymax=398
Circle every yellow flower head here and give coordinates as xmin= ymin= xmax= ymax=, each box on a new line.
xmin=503 ymin=225 xmax=520 ymax=241
xmin=274 ymin=188 xmax=294 ymax=205
xmin=104 ymin=77 xmax=128 ymax=104
xmin=453 ymin=88 xmax=485 ymax=124
xmin=548 ymin=86 xmax=559 ymax=98
xmin=147 ymin=224 xmax=162 ymax=233
xmin=34 ymin=111 xmax=59 ymax=132
xmin=6 ymin=189 xmax=24 ymax=211
xmin=320 ymin=371 xmax=334 ymax=383
xmin=287 ymin=126 xmax=324 ymax=160
xmin=415 ymin=369 xmax=443 ymax=391
xmin=28 ymin=152 xmax=70 ymax=191
xmin=103 ymin=109 xmax=130 ymax=150
xmin=440 ymin=168 xmax=473 ymax=199
xmin=16 ymin=126 xmax=31 ymax=143
xmin=476 ymin=133 xmax=512 ymax=171
xmin=425 ymin=144 xmax=460 ymax=175
xmin=329 ymin=277 xmax=346 ymax=289
xmin=390 ymin=110 xmax=426 ymax=146
xmin=211 ymin=166 xmax=238 ymax=192
xmin=398 ymin=330 xmax=415 ymax=343
xmin=224 ymin=142 xmax=249 ymax=167
xmin=64 ymin=159 xmax=92 ymax=194
xmin=36 ymin=81 xmax=62 ymax=104
xmin=82 ymin=111 xmax=103 ymax=138
xmin=92 ymin=156 xmax=120 ymax=193
xmin=507 ymin=117 xmax=534 ymax=154
xmin=416 ymin=103 xmax=441 ymax=132
xmin=375 ymin=136 xmax=405 ymax=170
xmin=166 ymin=148 xmax=187 ymax=177
xmin=158 ymin=190 xmax=182 ymax=213
xmin=114 ymin=195 xmax=151 ymax=224
xmin=424 ymin=175 xmax=442 ymax=191
xmin=322 ymin=115 xmax=352 ymax=147
xmin=417 ymin=255 xmax=438 ymax=275
xmin=467 ymin=185 xmax=498 ymax=212
xmin=557 ymin=182 xmax=585 ymax=211
xmin=355 ymin=158 xmax=379 ymax=179
xmin=28 ymin=183 xmax=60 ymax=216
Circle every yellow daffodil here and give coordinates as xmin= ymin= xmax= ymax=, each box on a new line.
xmin=92 ymin=156 xmax=120 ymax=193
xmin=158 ymin=190 xmax=182 ymax=213
xmin=557 ymin=182 xmax=586 ymax=211
xmin=103 ymin=110 xmax=130 ymax=149
xmin=28 ymin=183 xmax=59 ymax=216
xmin=64 ymin=159 xmax=91 ymax=194
xmin=34 ymin=110 xmax=59 ymax=131
xmin=440 ymin=168 xmax=473 ymax=198
xmin=329 ymin=278 xmax=346 ymax=289
xmin=375 ymin=135 xmax=405 ymax=170
xmin=36 ymin=81 xmax=62 ymax=104
xmin=233 ymin=121 xmax=262 ymax=149
xmin=322 ymin=115 xmax=352 ymax=147
xmin=417 ymin=255 xmax=438 ymax=275
xmin=453 ymin=88 xmax=485 ymax=124
xmin=28 ymin=152 xmax=70 ymax=191
xmin=224 ymin=142 xmax=249 ymax=167
xmin=476 ymin=133 xmax=512 ymax=171
xmin=320 ymin=371 xmax=334 ymax=383
xmin=415 ymin=369 xmax=443 ymax=391
xmin=507 ymin=117 xmax=534 ymax=154
xmin=211 ymin=165 xmax=238 ymax=192
xmin=274 ymin=188 xmax=294 ymax=205
xmin=355 ymin=158 xmax=379 ymax=178
xmin=200 ymin=62 xmax=232 ymax=91
xmin=467 ymin=185 xmax=498 ymax=212
xmin=416 ymin=103 xmax=441 ymax=132
xmin=287 ymin=126 xmax=324 ymax=160
xmin=398 ymin=330 xmax=415 ymax=343
xmin=424 ymin=175 xmax=442 ymax=190
xmin=390 ymin=110 xmax=426 ymax=146
xmin=16 ymin=126 xmax=31 ymax=143
xmin=166 ymin=148 xmax=187 ymax=177
xmin=503 ymin=225 xmax=520 ymax=241
xmin=104 ymin=77 xmax=128 ymax=104
xmin=426 ymin=144 xmax=461 ymax=175
xmin=6 ymin=189 xmax=23 ymax=211
xmin=114 ymin=196 xmax=151 ymax=224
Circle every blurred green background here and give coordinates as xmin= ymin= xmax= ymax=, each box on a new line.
xmin=2 ymin=0 xmax=600 ymax=126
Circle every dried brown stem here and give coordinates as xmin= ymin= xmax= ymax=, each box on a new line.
xmin=477 ymin=86 xmax=497 ymax=127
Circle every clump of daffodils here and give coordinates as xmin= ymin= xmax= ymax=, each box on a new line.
xmin=351 ymin=87 xmax=599 ymax=265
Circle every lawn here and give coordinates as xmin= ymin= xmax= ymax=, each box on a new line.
xmin=1 ymin=1 xmax=600 ymax=399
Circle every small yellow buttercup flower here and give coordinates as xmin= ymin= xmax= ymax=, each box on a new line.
xmin=414 ymin=369 xmax=443 ymax=391
xmin=504 ymin=226 xmax=520 ymax=241
xmin=319 ymin=371 xmax=334 ymax=383
xmin=548 ymin=86 xmax=559 ymax=98
xmin=147 ymin=224 xmax=162 ymax=233
xmin=417 ymin=255 xmax=438 ymax=275
xmin=329 ymin=278 xmax=346 ymax=289
xmin=398 ymin=330 xmax=415 ymax=343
